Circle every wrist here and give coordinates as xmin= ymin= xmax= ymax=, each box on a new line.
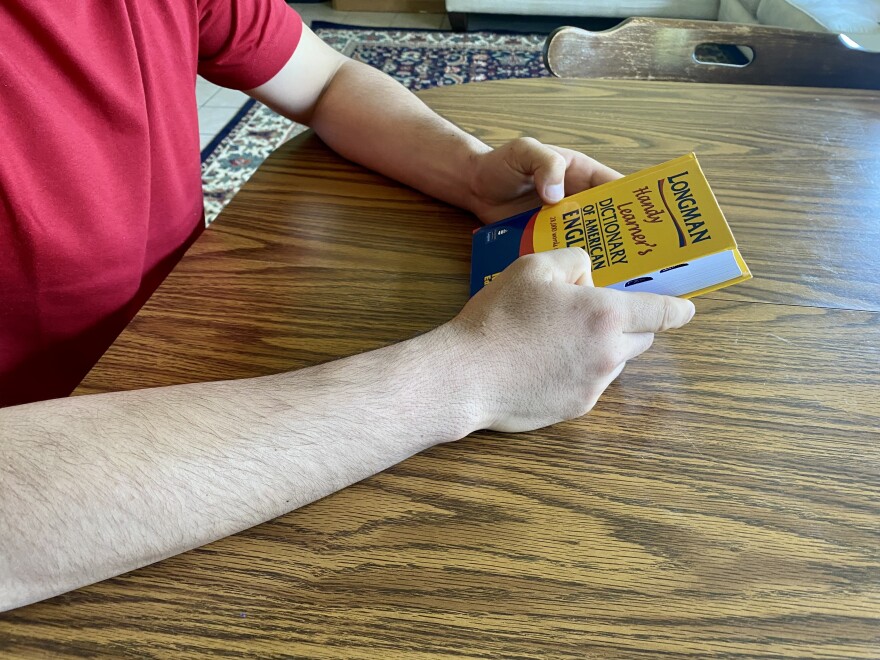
xmin=463 ymin=142 xmax=494 ymax=218
xmin=408 ymin=322 xmax=489 ymax=439
xmin=275 ymin=323 xmax=488 ymax=450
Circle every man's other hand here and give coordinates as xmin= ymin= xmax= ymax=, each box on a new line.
xmin=467 ymin=138 xmax=623 ymax=224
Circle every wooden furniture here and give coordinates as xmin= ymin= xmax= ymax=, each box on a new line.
xmin=545 ymin=17 xmax=880 ymax=89
xmin=3 ymin=79 xmax=879 ymax=658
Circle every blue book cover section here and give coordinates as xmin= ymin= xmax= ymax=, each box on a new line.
xmin=470 ymin=207 xmax=539 ymax=295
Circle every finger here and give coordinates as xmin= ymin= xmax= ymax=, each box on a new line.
xmin=549 ymin=146 xmax=623 ymax=191
xmin=595 ymin=336 xmax=650 ymax=399
xmin=621 ymin=332 xmax=655 ymax=362
xmin=593 ymin=361 xmax=627 ymax=401
xmin=602 ymin=289 xmax=696 ymax=333
xmin=607 ymin=361 xmax=626 ymax=383
xmin=513 ymin=247 xmax=594 ymax=287
xmin=505 ymin=138 xmax=568 ymax=204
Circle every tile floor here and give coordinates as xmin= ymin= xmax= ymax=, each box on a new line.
xmin=197 ymin=2 xmax=448 ymax=151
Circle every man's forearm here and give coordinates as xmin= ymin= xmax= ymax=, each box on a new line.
xmin=0 ymin=324 xmax=480 ymax=611
xmin=250 ymin=27 xmax=608 ymax=222
xmin=308 ymin=60 xmax=491 ymax=213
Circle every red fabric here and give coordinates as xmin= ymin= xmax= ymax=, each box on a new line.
xmin=0 ymin=0 xmax=302 ymax=407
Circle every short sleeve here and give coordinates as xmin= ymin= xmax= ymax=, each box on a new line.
xmin=198 ymin=0 xmax=303 ymax=90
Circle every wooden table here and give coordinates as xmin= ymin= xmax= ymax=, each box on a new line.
xmin=4 ymin=79 xmax=879 ymax=658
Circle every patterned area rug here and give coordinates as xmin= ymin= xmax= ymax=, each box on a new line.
xmin=200 ymin=23 xmax=549 ymax=223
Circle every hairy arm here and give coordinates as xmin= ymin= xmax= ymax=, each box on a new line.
xmin=249 ymin=26 xmax=491 ymax=214
xmin=0 ymin=249 xmax=694 ymax=611
xmin=248 ymin=27 xmax=620 ymax=223
xmin=0 ymin=325 xmax=479 ymax=611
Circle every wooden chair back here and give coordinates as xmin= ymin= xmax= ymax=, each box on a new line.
xmin=544 ymin=17 xmax=880 ymax=90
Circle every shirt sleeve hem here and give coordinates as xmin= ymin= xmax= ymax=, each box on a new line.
xmin=198 ymin=6 xmax=303 ymax=91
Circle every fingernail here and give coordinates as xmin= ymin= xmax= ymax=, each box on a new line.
xmin=546 ymin=183 xmax=564 ymax=203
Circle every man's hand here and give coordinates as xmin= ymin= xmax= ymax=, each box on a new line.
xmin=449 ymin=248 xmax=695 ymax=432
xmin=467 ymin=138 xmax=623 ymax=224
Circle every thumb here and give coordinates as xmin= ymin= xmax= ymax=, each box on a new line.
xmin=508 ymin=138 xmax=568 ymax=204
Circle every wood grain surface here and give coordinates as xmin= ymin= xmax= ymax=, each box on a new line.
xmin=545 ymin=19 xmax=880 ymax=90
xmin=3 ymin=79 xmax=879 ymax=658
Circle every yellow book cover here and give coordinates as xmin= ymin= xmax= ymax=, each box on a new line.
xmin=470 ymin=153 xmax=751 ymax=298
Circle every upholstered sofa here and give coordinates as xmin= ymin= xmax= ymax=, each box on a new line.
xmin=446 ymin=0 xmax=880 ymax=50
xmin=720 ymin=0 xmax=879 ymax=50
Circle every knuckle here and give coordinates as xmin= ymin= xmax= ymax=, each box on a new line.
xmin=510 ymin=253 xmax=548 ymax=282
xmin=577 ymin=401 xmax=595 ymax=418
xmin=559 ymin=246 xmax=588 ymax=265
xmin=581 ymin=388 xmax=602 ymax=413
xmin=564 ymin=394 xmax=593 ymax=420
xmin=591 ymin=299 xmax=623 ymax=334
xmin=515 ymin=136 xmax=540 ymax=150
xmin=514 ymin=252 xmax=542 ymax=271
xmin=550 ymin=151 xmax=567 ymax=168
xmin=597 ymin=353 xmax=621 ymax=376
xmin=659 ymin=300 xmax=676 ymax=331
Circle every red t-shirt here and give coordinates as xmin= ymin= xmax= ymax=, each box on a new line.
xmin=0 ymin=0 xmax=302 ymax=407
